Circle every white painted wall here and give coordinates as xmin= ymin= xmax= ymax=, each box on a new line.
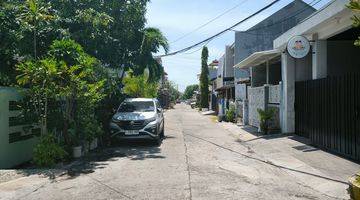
xmin=0 ymin=87 xmax=39 ymax=168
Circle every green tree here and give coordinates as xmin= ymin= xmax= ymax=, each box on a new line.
xmin=163 ymin=80 xmax=181 ymax=102
xmin=18 ymin=0 xmax=57 ymax=59
xmin=50 ymin=0 xmax=150 ymax=72
xmin=49 ymin=39 xmax=105 ymax=145
xmin=122 ymin=71 xmax=159 ymax=98
xmin=134 ymin=27 xmax=169 ymax=82
xmin=347 ymin=0 xmax=360 ymax=46
xmin=0 ymin=1 xmax=22 ymax=85
xmin=2 ymin=0 xmax=167 ymax=86
xmin=182 ymin=84 xmax=199 ymax=100
xmin=17 ymin=58 xmax=59 ymax=135
xmin=199 ymin=46 xmax=209 ymax=109
xmin=17 ymin=39 xmax=105 ymax=145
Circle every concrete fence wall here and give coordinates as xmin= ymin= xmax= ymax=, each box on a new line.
xmin=248 ymin=86 xmax=265 ymax=128
xmin=248 ymin=84 xmax=281 ymax=129
xmin=0 ymin=87 xmax=39 ymax=169
xmin=269 ymin=85 xmax=280 ymax=104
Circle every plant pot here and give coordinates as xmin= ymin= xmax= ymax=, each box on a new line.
xmin=90 ymin=138 xmax=98 ymax=150
xmin=84 ymin=141 xmax=90 ymax=154
xmin=349 ymin=174 xmax=360 ymax=200
xmin=72 ymin=146 xmax=82 ymax=158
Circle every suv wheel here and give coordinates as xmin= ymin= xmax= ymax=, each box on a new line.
xmin=160 ymin=123 xmax=165 ymax=138
xmin=155 ymin=136 xmax=162 ymax=146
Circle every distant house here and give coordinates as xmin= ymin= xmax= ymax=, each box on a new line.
xmin=215 ymin=44 xmax=235 ymax=117
xmin=156 ymin=57 xmax=171 ymax=108
xmin=208 ymin=60 xmax=219 ymax=112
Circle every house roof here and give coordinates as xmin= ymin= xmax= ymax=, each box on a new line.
xmin=208 ymin=60 xmax=219 ymax=67
xmin=274 ymin=0 xmax=353 ymax=49
xmin=234 ymin=49 xmax=281 ymax=69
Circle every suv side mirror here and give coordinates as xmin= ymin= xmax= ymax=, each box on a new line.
xmin=157 ymin=108 xmax=162 ymax=113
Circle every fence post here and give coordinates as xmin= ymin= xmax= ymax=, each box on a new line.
xmin=243 ymin=99 xmax=249 ymax=125
xmin=264 ymin=84 xmax=270 ymax=111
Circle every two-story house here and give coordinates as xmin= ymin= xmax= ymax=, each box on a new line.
xmin=215 ymin=44 xmax=235 ymax=118
xmin=233 ymin=0 xmax=316 ymax=127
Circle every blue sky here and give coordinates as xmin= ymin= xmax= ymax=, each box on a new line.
xmin=146 ymin=0 xmax=329 ymax=92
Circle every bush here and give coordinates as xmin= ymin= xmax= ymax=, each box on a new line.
xmin=33 ymin=134 xmax=67 ymax=167
xmin=257 ymin=108 xmax=275 ymax=134
xmin=225 ymin=104 xmax=236 ymax=123
xmin=81 ymin=116 xmax=104 ymax=143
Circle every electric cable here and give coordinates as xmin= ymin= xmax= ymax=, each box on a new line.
xmin=170 ymin=0 xmax=250 ymax=44
xmin=158 ymin=0 xmax=282 ymax=58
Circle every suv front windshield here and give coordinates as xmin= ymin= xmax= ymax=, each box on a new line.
xmin=117 ymin=101 xmax=155 ymax=112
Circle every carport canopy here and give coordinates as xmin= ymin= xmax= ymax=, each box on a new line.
xmin=233 ymin=49 xmax=281 ymax=69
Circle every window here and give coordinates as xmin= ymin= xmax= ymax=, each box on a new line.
xmin=118 ymin=101 xmax=155 ymax=112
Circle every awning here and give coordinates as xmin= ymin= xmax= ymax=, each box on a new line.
xmin=215 ymin=84 xmax=235 ymax=91
xmin=233 ymin=49 xmax=281 ymax=69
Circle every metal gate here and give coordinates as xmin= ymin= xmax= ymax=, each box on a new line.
xmin=295 ymin=74 xmax=360 ymax=161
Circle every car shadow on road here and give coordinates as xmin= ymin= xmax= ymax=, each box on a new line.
xmin=64 ymin=140 xmax=166 ymax=179
xmin=111 ymin=140 xmax=166 ymax=161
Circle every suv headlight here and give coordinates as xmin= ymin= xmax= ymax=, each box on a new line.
xmin=145 ymin=117 xmax=156 ymax=124
xmin=112 ymin=116 xmax=120 ymax=122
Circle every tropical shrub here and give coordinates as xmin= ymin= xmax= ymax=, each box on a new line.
xmin=17 ymin=58 xmax=60 ymax=135
xmin=33 ymin=134 xmax=67 ymax=167
xmin=122 ymin=70 xmax=158 ymax=98
xmin=17 ymin=39 xmax=106 ymax=145
xmin=226 ymin=104 xmax=236 ymax=123
xmin=257 ymin=108 xmax=275 ymax=134
xmin=79 ymin=115 xmax=104 ymax=144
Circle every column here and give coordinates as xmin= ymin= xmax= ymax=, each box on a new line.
xmin=281 ymin=52 xmax=296 ymax=133
xmin=266 ymin=60 xmax=269 ymax=84
xmin=242 ymin=98 xmax=249 ymax=125
xmin=312 ymin=40 xmax=327 ymax=79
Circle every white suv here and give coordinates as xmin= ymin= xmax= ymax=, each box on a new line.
xmin=110 ymin=98 xmax=165 ymax=145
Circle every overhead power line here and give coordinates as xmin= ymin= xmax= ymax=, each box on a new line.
xmin=180 ymin=0 xmax=322 ymax=56
xmin=158 ymin=0 xmax=281 ymax=58
xmin=232 ymin=0 xmax=321 ymax=34
xmin=170 ymin=0 xmax=249 ymax=44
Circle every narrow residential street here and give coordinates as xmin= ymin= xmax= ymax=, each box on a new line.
xmin=1 ymin=104 xmax=358 ymax=200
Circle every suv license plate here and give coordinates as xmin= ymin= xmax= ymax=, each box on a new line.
xmin=125 ymin=130 xmax=139 ymax=135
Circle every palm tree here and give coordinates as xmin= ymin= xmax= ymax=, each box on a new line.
xmin=133 ymin=27 xmax=169 ymax=82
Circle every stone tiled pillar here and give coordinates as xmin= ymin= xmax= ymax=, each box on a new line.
xmin=280 ymin=52 xmax=296 ymax=133
xmin=242 ymin=99 xmax=249 ymax=125
xmin=312 ymin=40 xmax=327 ymax=79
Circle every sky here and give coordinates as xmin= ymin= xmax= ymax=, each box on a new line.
xmin=145 ymin=0 xmax=330 ymax=92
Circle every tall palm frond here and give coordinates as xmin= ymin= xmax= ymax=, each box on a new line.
xmin=141 ymin=27 xmax=169 ymax=54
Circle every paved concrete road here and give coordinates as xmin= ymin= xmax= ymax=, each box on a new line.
xmin=0 ymin=104 xmax=353 ymax=200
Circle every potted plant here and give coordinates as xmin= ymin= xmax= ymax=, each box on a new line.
xmin=257 ymin=108 xmax=275 ymax=134
xmin=225 ymin=104 xmax=236 ymax=123
xmin=349 ymin=172 xmax=360 ymax=200
xmin=81 ymin=116 xmax=103 ymax=151
xmin=69 ymin=127 xmax=82 ymax=158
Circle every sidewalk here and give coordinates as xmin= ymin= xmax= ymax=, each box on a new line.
xmin=216 ymin=120 xmax=360 ymax=199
